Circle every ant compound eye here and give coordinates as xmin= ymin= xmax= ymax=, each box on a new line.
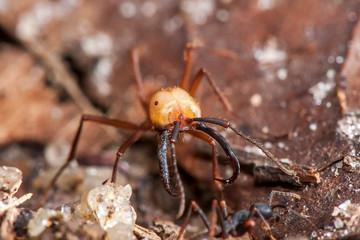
xmin=154 ymin=101 xmax=158 ymax=106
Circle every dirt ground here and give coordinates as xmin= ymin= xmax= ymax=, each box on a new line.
xmin=1 ymin=0 xmax=360 ymax=239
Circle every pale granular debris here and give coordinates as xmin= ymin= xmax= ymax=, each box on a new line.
xmin=253 ymin=37 xmax=287 ymax=64
xmin=0 ymin=166 xmax=22 ymax=195
xmin=140 ymin=1 xmax=157 ymax=18
xmin=75 ymin=183 xmax=137 ymax=240
xmin=257 ymin=0 xmax=282 ymax=10
xmin=15 ymin=0 xmax=78 ymax=40
xmin=33 ymin=161 xmax=83 ymax=192
xmin=44 ymin=138 xmax=70 ymax=167
xmin=308 ymin=79 xmax=336 ymax=106
xmin=163 ymin=15 xmax=183 ymax=34
xmin=250 ymin=93 xmax=262 ymax=107
xmin=329 ymin=200 xmax=360 ymax=235
xmin=80 ymin=32 xmax=114 ymax=57
xmin=343 ymin=155 xmax=360 ymax=173
xmin=216 ymin=9 xmax=230 ymax=23
xmin=119 ymin=1 xmax=137 ymax=19
xmin=27 ymin=208 xmax=68 ymax=237
xmin=0 ymin=166 xmax=32 ymax=216
xmin=91 ymin=57 xmax=113 ymax=96
xmin=337 ymin=112 xmax=360 ymax=142
xmin=180 ymin=0 xmax=215 ymax=25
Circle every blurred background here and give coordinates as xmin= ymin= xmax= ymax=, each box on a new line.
xmin=1 ymin=0 xmax=360 ymax=239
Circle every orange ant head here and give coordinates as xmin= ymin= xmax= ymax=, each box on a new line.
xmin=149 ymin=87 xmax=201 ymax=127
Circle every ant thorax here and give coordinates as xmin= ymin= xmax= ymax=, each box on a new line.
xmin=149 ymin=87 xmax=201 ymax=127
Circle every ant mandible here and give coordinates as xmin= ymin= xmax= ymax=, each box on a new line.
xmin=40 ymin=43 xmax=297 ymax=217
xmin=177 ymin=191 xmax=302 ymax=239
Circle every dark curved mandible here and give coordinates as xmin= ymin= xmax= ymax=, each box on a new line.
xmin=193 ymin=122 xmax=240 ymax=184
xmin=157 ymin=130 xmax=181 ymax=197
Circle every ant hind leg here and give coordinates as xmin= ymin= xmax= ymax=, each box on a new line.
xmin=186 ymin=130 xmax=224 ymax=197
xmin=110 ymin=127 xmax=146 ymax=183
xmin=188 ymin=68 xmax=233 ymax=112
xmin=39 ymin=114 xmax=139 ymax=208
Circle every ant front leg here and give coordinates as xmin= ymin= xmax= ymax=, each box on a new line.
xmin=39 ymin=114 xmax=139 ymax=207
xmin=110 ymin=127 xmax=146 ymax=183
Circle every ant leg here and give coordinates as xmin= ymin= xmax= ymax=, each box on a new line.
xmin=180 ymin=42 xmax=242 ymax=91
xmin=39 ymin=114 xmax=140 ymax=207
xmin=187 ymin=130 xmax=224 ymax=196
xmin=219 ymin=200 xmax=228 ymax=220
xmin=193 ymin=122 xmax=240 ymax=185
xmin=180 ymin=43 xmax=194 ymax=90
xmin=209 ymin=199 xmax=218 ymax=237
xmin=110 ymin=127 xmax=146 ymax=183
xmin=187 ymin=68 xmax=233 ymax=112
xmin=248 ymin=206 xmax=274 ymax=239
xmin=170 ymin=121 xmax=186 ymax=219
xmin=177 ymin=201 xmax=211 ymax=240
xmin=215 ymin=199 xmax=231 ymax=239
xmin=130 ymin=48 xmax=148 ymax=112
xmin=190 ymin=117 xmax=297 ymax=178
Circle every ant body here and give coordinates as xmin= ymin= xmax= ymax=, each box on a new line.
xmin=177 ymin=191 xmax=302 ymax=239
xmin=40 ymin=43 xmax=297 ymax=217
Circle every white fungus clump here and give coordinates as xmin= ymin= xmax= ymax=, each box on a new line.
xmin=76 ymin=183 xmax=137 ymax=240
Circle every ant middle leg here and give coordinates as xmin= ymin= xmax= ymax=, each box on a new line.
xmin=39 ymin=114 xmax=141 ymax=207
xmin=187 ymin=130 xmax=224 ymax=198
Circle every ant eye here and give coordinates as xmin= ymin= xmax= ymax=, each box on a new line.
xmin=154 ymin=101 xmax=158 ymax=105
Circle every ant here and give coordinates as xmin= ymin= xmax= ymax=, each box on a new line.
xmin=40 ymin=43 xmax=298 ymax=217
xmin=177 ymin=191 xmax=302 ymax=240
